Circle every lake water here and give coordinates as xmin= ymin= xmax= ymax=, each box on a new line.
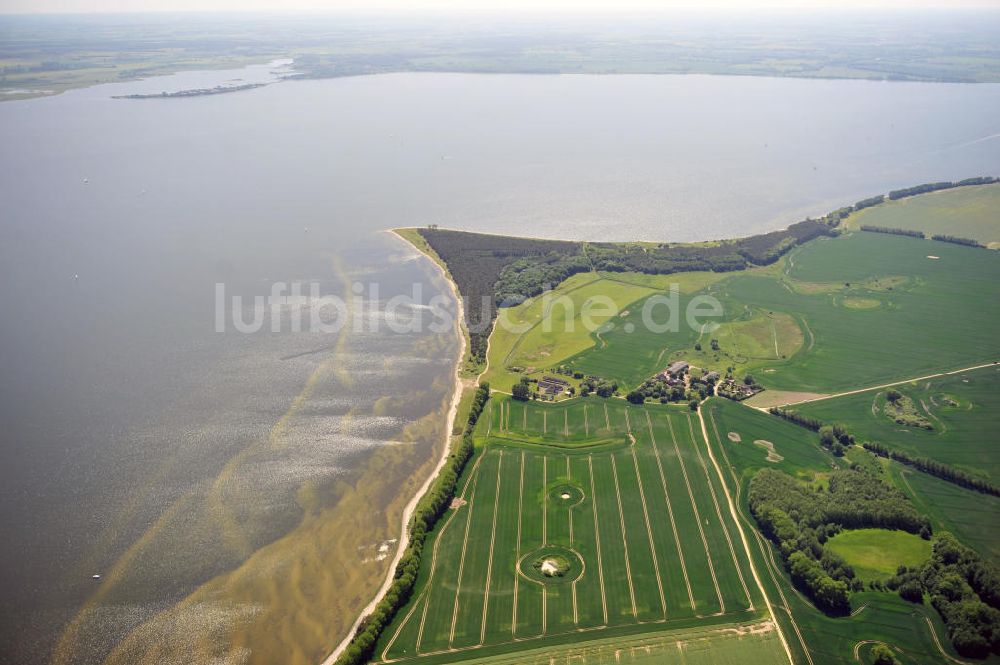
xmin=0 ymin=65 xmax=998 ymax=665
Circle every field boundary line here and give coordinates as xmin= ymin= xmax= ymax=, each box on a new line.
xmin=567 ymin=457 xmax=579 ymax=626
xmin=696 ymin=406 xmax=794 ymax=665
xmin=666 ymin=414 xmax=725 ymax=613
xmin=543 ymin=411 xmax=548 ymax=435
xmin=685 ymin=413 xmax=753 ymax=610
xmin=604 ymin=403 xmax=610 ymax=430
xmin=449 ymin=469 xmax=482 ymax=647
xmin=645 ymin=411 xmax=696 ymax=614
xmin=564 ymin=410 xmax=569 ymax=437
xmin=626 ymin=411 xmax=667 ymax=618
xmin=479 ymin=450 xmax=503 ymax=645
xmin=610 ymin=454 xmax=639 ymax=620
xmin=566 ymin=456 xmax=574 ymax=544
xmin=588 ymin=455 xmax=609 ymax=625
xmin=542 ymin=456 xmax=548 ymax=545
xmin=512 ymin=451 xmax=524 ymax=638
xmin=584 ymin=405 xmax=589 ymax=436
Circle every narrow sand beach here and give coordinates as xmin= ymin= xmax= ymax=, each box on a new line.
xmin=322 ymin=229 xmax=468 ymax=664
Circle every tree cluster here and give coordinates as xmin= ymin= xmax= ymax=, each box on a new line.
xmin=748 ymin=468 xmax=930 ymax=615
xmin=511 ymin=378 xmax=531 ymax=401
xmin=863 ymin=442 xmax=1000 ymax=497
xmin=336 ymin=383 xmax=491 ymax=665
xmin=818 ymin=424 xmax=853 ymax=457
xmin=630 ymin=376 xmax=699 ymax=404
xmin=921 ymin=533 xmax=1000 ymax=657
xmin=579 ymin=376 xmax=617 ymax=398
xmin=870 ymin=644 xmax=902 ymax=665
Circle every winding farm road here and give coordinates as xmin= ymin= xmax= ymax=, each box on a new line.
xmin=696 ymin=407 xmax=795 ymax=665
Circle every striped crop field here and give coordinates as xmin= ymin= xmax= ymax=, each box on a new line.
xmin=376 ymin=398 xmax=784 ymax=664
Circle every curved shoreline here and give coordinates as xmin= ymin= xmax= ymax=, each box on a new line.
xmin=321 ymin=229 xmax=468 ymax=665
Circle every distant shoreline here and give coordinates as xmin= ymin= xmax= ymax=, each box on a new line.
xmin=112 ymin=82 xmax=268 ymax=99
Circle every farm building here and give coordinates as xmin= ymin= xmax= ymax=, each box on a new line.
xmin=538 ymin=375 xmax=570 ymax=395
xmin=665 ymin=361 xmax=689 ymax=377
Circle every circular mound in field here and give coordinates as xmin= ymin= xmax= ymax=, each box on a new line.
xmin=842 ymin=297 xmax=880 ymax=310
xmin=518 ymin=546 xmax=584 ymax=586
xmin=548 ymin=483 xmax=584 ymax=507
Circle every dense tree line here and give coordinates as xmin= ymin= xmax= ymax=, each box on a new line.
xmin=888 ymin=181 xmax=955 ymax=200
xmin=336 ymin=383 xmax=491 ymax=665
xmin=886 ymin=176 xmax=998 ymax=201
xmin=863 ymin=442 xmax=1000 ymax=497
xmin=931 ymin=234 xmax=985 ymax=248
xmin=853 ymin=194 xmax=885 ymax=211
xmin=768 ymin=407 xmax=823 ymax=431
xmin=748 ymin=468 xmax=929 ymax=615
xmin=859 ymin=225 xmax=925 ymax=238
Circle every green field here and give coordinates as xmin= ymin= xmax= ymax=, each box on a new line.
xmin=445 ymin=620 xmax=786 ymax=664
xmin=700 ymin=399 xmax=981 ymax=665
xmin=375 ymin=192 xmax=1000 ymax=665
xmin=559 ymin=231 xmax=1000 ymax=393
xmin=887 ymin=463 xmax=1000 ymax=565
xmin=824 ymin=529 xmax=932 ymax=583
xmin=375 ymin=398 xmax=785 ymax=664
xmin=719 ymin=232 xmax=1000 ymax=393
xmin=482 ymin=271 xmax=727 ymax=393
xmin=795 ymin=365 xmax=1000 ymax=482
xmin=701 ymin=397 xmax=837 ymax=484
xmin=847 ymin=183 xmax=1000 ymax=248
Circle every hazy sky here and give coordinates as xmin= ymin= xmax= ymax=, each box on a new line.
xmin=2 ymin=0 xmax=997 ymax=13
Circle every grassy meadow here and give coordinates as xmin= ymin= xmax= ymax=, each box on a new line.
xmin=482 ymin=271 xmax=727 ymax=392
xmin=847 ymin=183 xmax=1000 ymax=248
xmin=824 ymin=529 xmax=932 ymax=583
